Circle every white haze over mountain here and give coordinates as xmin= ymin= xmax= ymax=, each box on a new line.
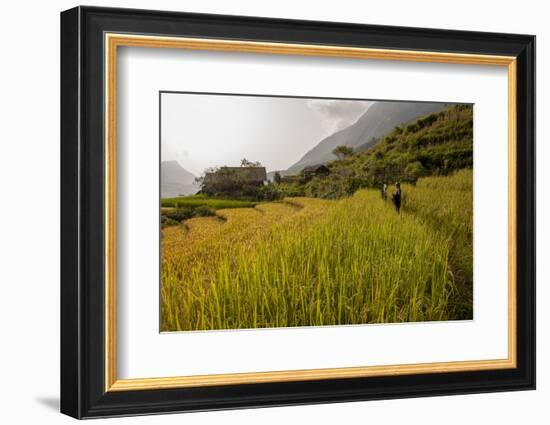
xmin=306 ymin=99 xmax=373 ymax=137
xmin=161 ymin=93 xmax=372 ymax=175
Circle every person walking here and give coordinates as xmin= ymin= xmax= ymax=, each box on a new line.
xmin=392 ymin=182 xmax=402 ymax=213
xmin=381 ymin=183 xmax=388 ymax=200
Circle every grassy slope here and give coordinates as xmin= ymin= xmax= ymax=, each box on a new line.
xmin=161 ymin=170 xmax=472 ymax=331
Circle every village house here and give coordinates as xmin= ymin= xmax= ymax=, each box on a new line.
xmin=301 ymin=164 xmax=330 ymax=182
xmin=202 ymin=166 xmax=267 ymax=194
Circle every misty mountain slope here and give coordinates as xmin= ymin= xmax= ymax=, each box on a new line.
xmin=161 ymin=160 xmax=197 ymax=198
xmin=287 ymin=101 xmax=448 ymax=173
xmin=303 ymin=104 xmax=473 ymax=199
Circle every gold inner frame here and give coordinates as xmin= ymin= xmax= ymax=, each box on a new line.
xmin=104 ymin=33 xmax=518 ymax=392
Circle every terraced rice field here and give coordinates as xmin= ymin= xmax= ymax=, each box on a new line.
xmin=161 ymin=170 xmax=473 ymax=331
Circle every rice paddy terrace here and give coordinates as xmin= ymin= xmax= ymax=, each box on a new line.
xmin=161 ymin=170 xmax=473 ymax=332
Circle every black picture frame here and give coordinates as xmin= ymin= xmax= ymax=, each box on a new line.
xmin=61 ymin=5 xmax=535 ymax=419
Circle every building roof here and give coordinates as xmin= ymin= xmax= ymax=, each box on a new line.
xmin=302 ymin=164 xmax=330 ymax=173
xmin=206 ymin=166 xmax=267 ymax=182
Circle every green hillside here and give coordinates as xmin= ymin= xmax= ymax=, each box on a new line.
xmin=304 ymin=104 xmax=473 ymax=199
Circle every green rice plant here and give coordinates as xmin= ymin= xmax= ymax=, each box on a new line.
xmin=401 ymin=169 xmax=473 ymax=318
xmin=161 ymin=195 xmax=257 ymax=210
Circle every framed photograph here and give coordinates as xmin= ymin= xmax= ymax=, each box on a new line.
xmin=60 ymin=6 xmax=535 ymax=419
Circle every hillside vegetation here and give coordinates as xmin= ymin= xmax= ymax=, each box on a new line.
xmin=161 ymin=170 xmax=473 ymax=331
xmin=287 ymin=101 xmax=447 ymax=172
xmin=300 ymin=104 xmax=473 ymax=199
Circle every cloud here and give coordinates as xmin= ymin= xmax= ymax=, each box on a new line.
xmin=306 ymin=99 xmax=372 ymax=136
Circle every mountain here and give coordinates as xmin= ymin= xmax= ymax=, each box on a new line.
xmin=287 ymin=101 xmax=448 ymax=173
xmin=161 ymin=160 xmax=197 ymax=198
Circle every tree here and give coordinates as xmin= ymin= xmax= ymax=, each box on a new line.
xmin=404 ymin=161 xmax=426 ymax=181
xmin=240 ymin=158 xmax=262 ymax=167
xmin=273 ymin=171 xmax=282 ymax=184
xmin=198 ymin=167 xmax=249 ymax=196
xmin=332 ymin=145 xmax=354 ymax=160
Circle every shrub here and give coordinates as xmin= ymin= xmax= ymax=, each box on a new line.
xmin=161 ymin=216 xmax=180 ymax=228
xmin=193 ymin=205 xmax=216 ymax=217
xmin=163 ymin=207 xmax=195 ymax=222
xmin=404 ymin=161 xmax=426 ymax=181
xmin=273 ymin=183 xmax=305 ymax=198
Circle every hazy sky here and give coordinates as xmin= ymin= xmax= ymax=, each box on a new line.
xmin=161 ymin=93 xmax=372 ymax=176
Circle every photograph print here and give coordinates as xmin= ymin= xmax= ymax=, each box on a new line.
xmin=160 ymin=92 xmax=473 ymax=332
